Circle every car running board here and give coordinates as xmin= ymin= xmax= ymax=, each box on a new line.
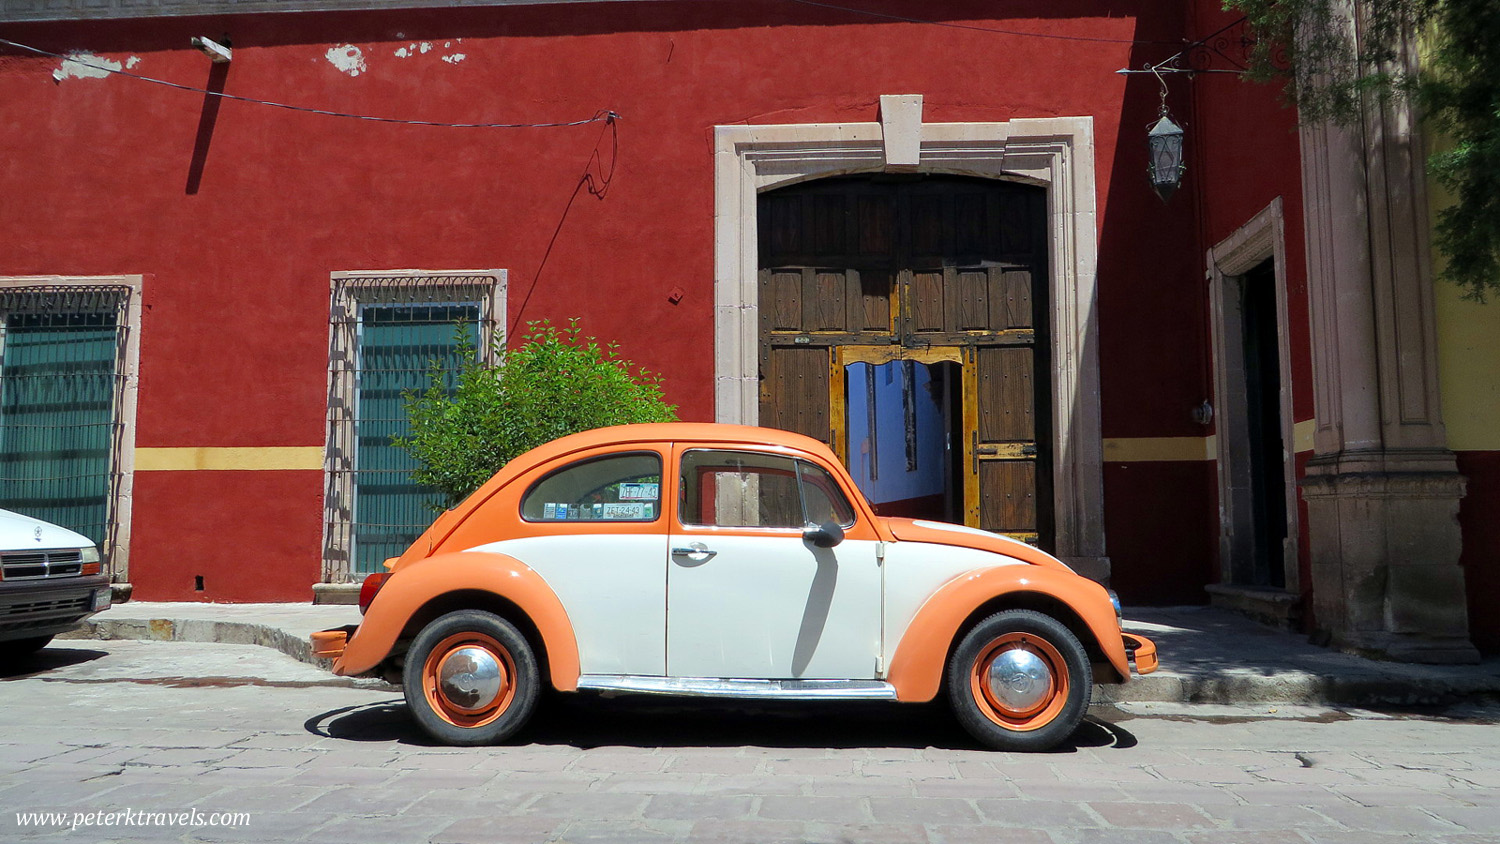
xmin=575 ymin=675 xmax=899 ymax=700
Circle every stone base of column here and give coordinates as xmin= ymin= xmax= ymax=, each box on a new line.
xmin=1302 ymin=449 xmax=1479 ymax=665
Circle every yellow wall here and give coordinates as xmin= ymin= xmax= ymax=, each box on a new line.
xmin=1435 ymin=286 xmax=1500 ymax=451
xmin=1428 ymin=134 xmax=1500 ymax=451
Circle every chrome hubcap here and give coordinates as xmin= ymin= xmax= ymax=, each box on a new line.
xmin=986 ymin=647 xmax=1053 ymax=713
xmin=438 ymin=646 xmax=504 ymax=711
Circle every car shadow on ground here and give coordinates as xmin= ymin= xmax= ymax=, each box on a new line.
xmin=305 ymin=693 xmax=1137 ymax=753
xmin=0 ymin=646 xmax=108 ymax=680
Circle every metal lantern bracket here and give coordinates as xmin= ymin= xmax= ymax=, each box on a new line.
xmin=1114 ymin=15 xmax=1256 ymax=80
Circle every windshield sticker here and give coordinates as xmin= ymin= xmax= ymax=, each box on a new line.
xmin=601 ymin=502 xmax=651 ymax=520
xmin=618 ymin=482 xmax=659 ymax=501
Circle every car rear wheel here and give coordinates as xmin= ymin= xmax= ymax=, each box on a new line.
xmin=947 ymin=609 xmax=1090 ymax=751
xmin=402 ymin=610 xmax=539 ymax=746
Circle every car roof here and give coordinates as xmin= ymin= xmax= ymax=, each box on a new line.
xmin=520 ymin=423 xmax=835 ymax=463
xmin=404 ymin=423 xmax=847 ymax=562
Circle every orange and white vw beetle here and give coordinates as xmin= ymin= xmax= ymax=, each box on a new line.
xmin=314 ymin=423 xmax=1157 ymax=752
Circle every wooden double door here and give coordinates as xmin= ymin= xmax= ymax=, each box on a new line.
xmin=757 ymin=175 xmax=1054 ymax=548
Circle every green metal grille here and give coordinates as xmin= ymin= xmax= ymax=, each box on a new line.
xmin=0 ymin=304 xmax=123 ymax=551
xmin=351 ymin=304 xmax=480 ymax=573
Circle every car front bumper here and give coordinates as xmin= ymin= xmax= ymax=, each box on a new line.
xmin=0 ymin=574 xmax=111 ymax=642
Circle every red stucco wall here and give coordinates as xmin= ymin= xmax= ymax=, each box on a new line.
xmin=1457 ymin=452 xmax=1500 ymax=654
xmin=1187 ymin=1 xmax=1313 ymax=420
xmin=1 ymin=1 xmax=1273 ymax=601
xmin=131 ymin=470 xmax=325 ymax=601
xmin=1104 ymin=462 xmax=1218 ymax=604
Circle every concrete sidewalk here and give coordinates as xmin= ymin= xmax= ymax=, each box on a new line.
xmin=69 ymin=601 xmax=1500 ymax=707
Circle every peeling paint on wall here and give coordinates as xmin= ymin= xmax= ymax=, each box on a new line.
xmin=325 ymin=44 xmax=367 ymax=77
xmin=396 ymin=41 xmax=440 ymax=60
xmin=125 ymin=56 xmax=141 ymax=69
xmin=442 ymin=54 xmax=466 ymax=65
xmin=52 ymin=52 xmax=120 ymax=81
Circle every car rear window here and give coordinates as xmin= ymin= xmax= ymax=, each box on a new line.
xmin=520 ymin=452 xmax=663 ymax=522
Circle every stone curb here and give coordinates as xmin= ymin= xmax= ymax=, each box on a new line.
xmin=1095 ymin=669 xmax=1500 ymax=708
xmin=73 ymin=613 xmax=1500 ymax=708
xmin=75 ymin=616 xmax=396 ymax=691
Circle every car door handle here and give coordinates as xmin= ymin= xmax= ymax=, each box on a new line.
xmin=672 ymin=543 xmax=717 ymax=562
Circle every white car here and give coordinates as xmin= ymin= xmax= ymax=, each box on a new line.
xmin=0 ymin=508 xmax=112 ymax=662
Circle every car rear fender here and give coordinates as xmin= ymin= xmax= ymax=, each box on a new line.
xmin=887 ymin=565 xmax=1129 ymax=702
xmin=333 ymin=551 xmax=580 ymax=690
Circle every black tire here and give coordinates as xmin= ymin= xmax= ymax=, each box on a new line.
xmin=0 ymin=635 xmax=53 ymax=663
xmin=402 ymin=610 xmax=540 ymax=746
xmin=946 ymin=609 xmax=1091 ymax=752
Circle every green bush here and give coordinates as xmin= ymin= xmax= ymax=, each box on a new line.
xmin=395 ymin=319 xmax=677 ymax=508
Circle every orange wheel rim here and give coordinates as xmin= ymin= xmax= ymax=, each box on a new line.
xmin=968 ymin=632 xmax=1069 ymax=732
xmin=422 ymin=631 xmax=516 ymax=728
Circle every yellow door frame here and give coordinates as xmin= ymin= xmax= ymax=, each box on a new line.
xmin=830 ymin=345 xmax=980 ymax=528
xmin=830 ymin=344 xmax=1039 ymax=543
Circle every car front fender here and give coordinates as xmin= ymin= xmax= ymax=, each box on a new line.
xmin=886 ymin=565 xmax=1129 ymax=702
xmin=333 ymin=552 xmax=580 ymax=691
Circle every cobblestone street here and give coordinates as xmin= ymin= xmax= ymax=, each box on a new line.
xmin=2 ymin=640 xmax=1497 ymax=843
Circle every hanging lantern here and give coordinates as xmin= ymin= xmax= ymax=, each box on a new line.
xmin=1147 ymin=114 xmax=1186 ymax=201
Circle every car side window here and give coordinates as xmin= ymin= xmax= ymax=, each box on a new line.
xmin=520 ymin=452 xmax=662 ymax=522
xmin=678 ymin=450 xmax=856 ymax=529
xmin=798 ymin=461 xmax=857 ymax=528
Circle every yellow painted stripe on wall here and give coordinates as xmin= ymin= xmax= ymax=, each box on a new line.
xmin=1105 ymin=419 xmax=1317 ymax=462
xmin=1102 ymin=436 xmax=1216 ymax=463
xmin=1293 ymin=419 xmax=1316 ymax=453
xmin=135 ymin=447 xmax=323 ymax=471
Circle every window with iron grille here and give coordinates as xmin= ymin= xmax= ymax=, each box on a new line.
xmin=323 ymin=271 xmax=506 ymax=583
xmin=0 ymin=279 xmax=140 ymax=577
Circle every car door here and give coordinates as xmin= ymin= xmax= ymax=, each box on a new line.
xmin=666 ymin=445 xmax=882 ymax=680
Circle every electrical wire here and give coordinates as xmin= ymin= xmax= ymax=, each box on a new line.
xmin=0 ymin=36 xmax=617 ymax=128
xmin=777 ymin=0 xmax=1182 ymax=46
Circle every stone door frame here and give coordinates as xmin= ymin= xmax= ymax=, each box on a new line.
xmin=1206 ymin=197 xmax=1301 ymax=599
xmin=711 ymin=99 xmax=1108 ymax=579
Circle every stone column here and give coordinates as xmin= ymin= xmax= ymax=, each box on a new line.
xmin=1296 ymin=9 xmax=1478 ymax=663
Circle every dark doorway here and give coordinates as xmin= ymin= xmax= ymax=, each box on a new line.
xmin=1238 ymin=259 xmax=1287 ymax=588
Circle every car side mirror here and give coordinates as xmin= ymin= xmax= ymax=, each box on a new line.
xmin=802 ymin=521 xmax=845 ymax=549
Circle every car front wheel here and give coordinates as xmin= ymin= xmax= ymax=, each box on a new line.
xmin=947 ymin=609 xmax=1091 ymax=751
xmin=402 ymin=610 xmax=539 ymax=746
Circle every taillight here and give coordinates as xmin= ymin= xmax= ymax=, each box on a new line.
xmin=358 ymin=572 xmax=391 ymax=615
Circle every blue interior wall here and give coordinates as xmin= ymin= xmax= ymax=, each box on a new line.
xmin=844 ymin=361 xmax=946 ymax=507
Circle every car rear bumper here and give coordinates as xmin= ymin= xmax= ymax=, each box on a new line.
xmin=313 ymin=624 xmax=358 ymax=666
xmin=0 ymin=574 xmax=111 ymax=642
xmin=1122 ymin=632 xmax=1158 ymax=675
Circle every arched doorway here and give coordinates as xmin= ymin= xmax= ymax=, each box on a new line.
xmin=757 ymin=175 xmax=1053 ymax=549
